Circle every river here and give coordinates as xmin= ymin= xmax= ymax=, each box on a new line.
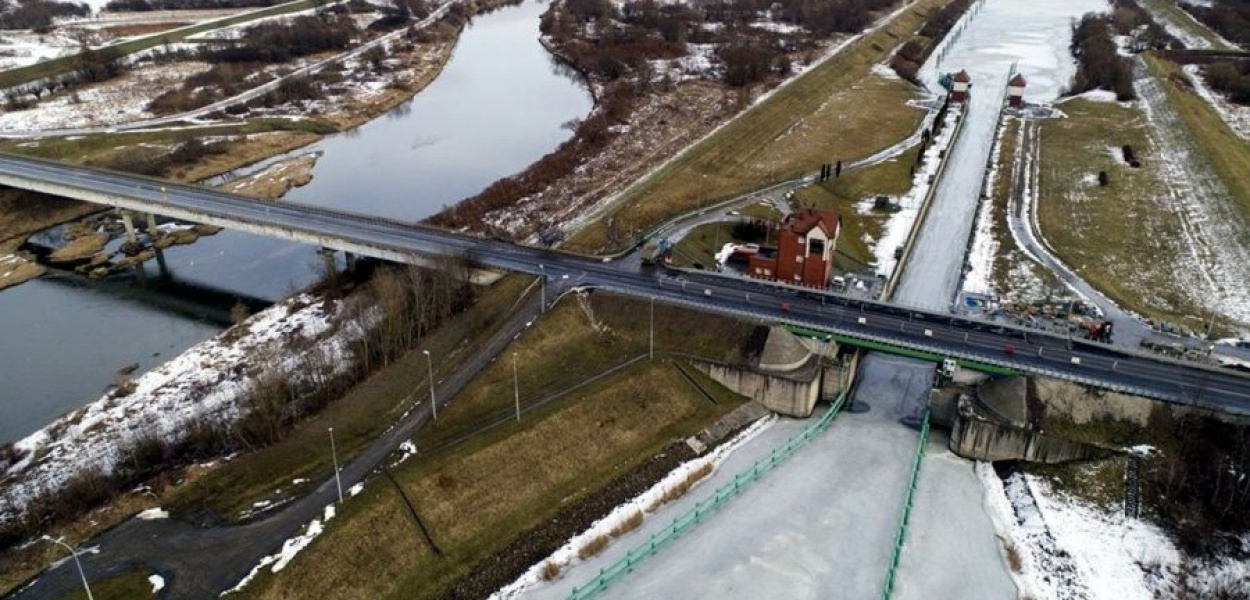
xmin=0 ymin=0 xmax=592 ymax=444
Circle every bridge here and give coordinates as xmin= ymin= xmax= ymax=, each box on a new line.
xmin=1 ymin=151 xmax=1248 ymax=412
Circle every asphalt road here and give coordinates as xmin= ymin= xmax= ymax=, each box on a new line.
xmin=0 ymin=152 xmax=1246 ymax=410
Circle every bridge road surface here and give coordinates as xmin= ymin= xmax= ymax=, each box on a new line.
xmin=0 ymin=153 xmax=1248 ymax=409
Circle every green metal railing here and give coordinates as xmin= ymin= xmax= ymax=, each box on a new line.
xmin=880 ymin=408 xmax=932 ymax=599
xmin=782 ymin=324 xmax=1019 ymax=376
xmin=565 ymin=391 xmax=848 ymax=600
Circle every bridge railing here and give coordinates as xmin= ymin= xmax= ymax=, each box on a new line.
xmin=565 ymin=391 xmax=848 ymax=600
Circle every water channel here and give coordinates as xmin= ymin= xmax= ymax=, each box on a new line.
xmin=0 ymin=0 xmax=593 ymax=443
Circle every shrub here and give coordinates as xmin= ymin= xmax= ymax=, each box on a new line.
xmin=609 ymin=510 xmax=644 ymax=537
xmin=577 ymin=534 xmax=610 ymax=559
xmin=540 ymin=560 xmax=561 ymax=581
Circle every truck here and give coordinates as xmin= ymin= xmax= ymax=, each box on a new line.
xmin=640 ymin=238 xmax=673 ymax=266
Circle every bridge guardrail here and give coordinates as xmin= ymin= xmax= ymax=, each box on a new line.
xmin=565 ymin=390 xmax=848 ymax=600
xmin=880 ymin=407 xmax=931 ymax=600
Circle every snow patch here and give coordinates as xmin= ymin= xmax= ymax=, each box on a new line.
xmin=136 ymin=508 xmax=169 ymax=520
xmin=489 ymin=414 xmax=778 ymax=599
xmin=222 ymin=503 xmax=338 ymax=595
xmin=148 ymin=574 xmax=165 ymax=594
xmin=1 ymin=294 xmax=365 ymax=522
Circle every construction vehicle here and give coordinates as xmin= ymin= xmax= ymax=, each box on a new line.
xmin=640 ymin=238 xmax=673 ymax=266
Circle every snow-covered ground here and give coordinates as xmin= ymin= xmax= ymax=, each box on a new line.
xmin=0 ymin=293 xmax=362 ymax=519
xmin=1134 ymin=59 xmax=1250 ymax=327
xmin=0 ymin=61 xmax=212 ymax=132
xmin=1182 ymin=64 xmax=1250 ymax=141
xmin=981 ymin=464 xmax=1250 ymax=599
xmin=867 ymin=107 xmax=960 ymax=278
xmin=960 ymin=114 xmax=1008 ymax=295
xmin=0 ymin=30 xmax=82 ymax=70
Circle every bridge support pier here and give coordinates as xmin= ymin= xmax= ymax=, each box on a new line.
xmin=318 ymin=247 xmax=338 ymax=278
xmin=145 ymin=212 xmax=159 ymax=234
xmin=344 ymin=252 xmax=357 ymax=274
xmin=119 ymin=209 xmax=138 ymax=244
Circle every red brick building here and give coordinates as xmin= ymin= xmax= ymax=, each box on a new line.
xmin=748 ymin=208 xmax=841 ymax=288
xmin=951 ymin=69 xmax=971 ymax=103
xmin=1007 ymin=72 xmax=1027 ymax=108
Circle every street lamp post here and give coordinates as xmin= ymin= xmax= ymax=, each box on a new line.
xmin=329 ymin=427 xmax=343 ymax=504
xmin=42 ymin=536 xmax=93 ymax=600
xmin=513 ymin=352 xmax=520 ymax=422
xmin=649 ymin=297 xmax=655 ymax=360
xmin=422 ymin=350 xmax=436 ymax=420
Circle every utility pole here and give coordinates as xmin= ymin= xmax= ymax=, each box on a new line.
xmin=42 ymin=537 xmax=93 ymax=600
xmin=329 ymin=427 xmax=343 ymax=504
xmin=513 ymin=352 xmax=520 ymax=421
xmin=422 ymin=349 xmax=436 ymax=420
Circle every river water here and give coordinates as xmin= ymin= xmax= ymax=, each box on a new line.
xmin=0 ymin=0 xmax=592 ymax=444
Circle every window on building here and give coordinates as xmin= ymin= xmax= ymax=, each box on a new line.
xmin=808 ymin=239 xmax=825 ymax=256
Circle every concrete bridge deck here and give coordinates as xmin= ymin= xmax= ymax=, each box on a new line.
xmin=1 ymin=152 xmax=1249 ymax=411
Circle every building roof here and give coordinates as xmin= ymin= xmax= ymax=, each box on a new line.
xmin=953 ymin=69 xmax=971 ymax=83
xmin=786 ymin=207 xmax=840 ymax=237
xmin=1009 ymin=72 xmax=1027 ymax=87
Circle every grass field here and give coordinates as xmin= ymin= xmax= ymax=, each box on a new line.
xmin=0 ymin=0 xmax=320 ymax=90
xmin=796 ymin=145 xmax=923 ymax=269
xmin=413 ymin=292 xmax=757 ymax=452
xmin=162 ymin=274 xmax=536 ymax=522
xmin=563 ymin=0 xmax=949 ymax=254
xmin=54 ymin=566 xmax=155 ymax=600
xmin=0 ymin=118 xmax=335 ymax=170
xmin=233 ymin=294 xmax=752 ymax=600
xmin=1144 ymin=54 xmax=1250 ymax=222
xmin=1037 ymin=98 xmax=1207 ymax=330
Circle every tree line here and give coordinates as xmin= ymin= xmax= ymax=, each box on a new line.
xmin=1204 ymin=61 xmax=1250 ymax=106
xmin=1069 ymin=12 xmax=1136 ymax=101
xmin=890 ymin=0 xmax=975 ymax=83
xmin=1180 ymin=0 xmax=1250 ymax=49
xmin=0 ymin=0 xmax=89 ymax=33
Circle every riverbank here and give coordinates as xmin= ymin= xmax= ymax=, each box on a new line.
xmin=0 ymin=0 xmax=498 ymax=292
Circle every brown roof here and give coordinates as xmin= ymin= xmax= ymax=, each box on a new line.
xmin=1009 ymin=73 xmax=1027 ymax=87
xmin=953 ymin=69 xmax=971 ymax=83
xmin=786 ymin=208 xmax=840 ymax=236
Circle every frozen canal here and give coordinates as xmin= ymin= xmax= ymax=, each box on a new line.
xmin=892 ymin=0 xmax=1104 ymax=597
xmin=517 ymin=355 xmax=933 ymax=599
xmin=894 ymin=0 xmax=1105 ymax=309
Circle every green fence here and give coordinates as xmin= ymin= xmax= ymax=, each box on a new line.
xmin=880 ymin=407 xmax=932 ymax=600
xmin=565 ymin=391 xmax=848 ymax=600
xmin=783 ymin=324 xmax=1018 ymax=376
